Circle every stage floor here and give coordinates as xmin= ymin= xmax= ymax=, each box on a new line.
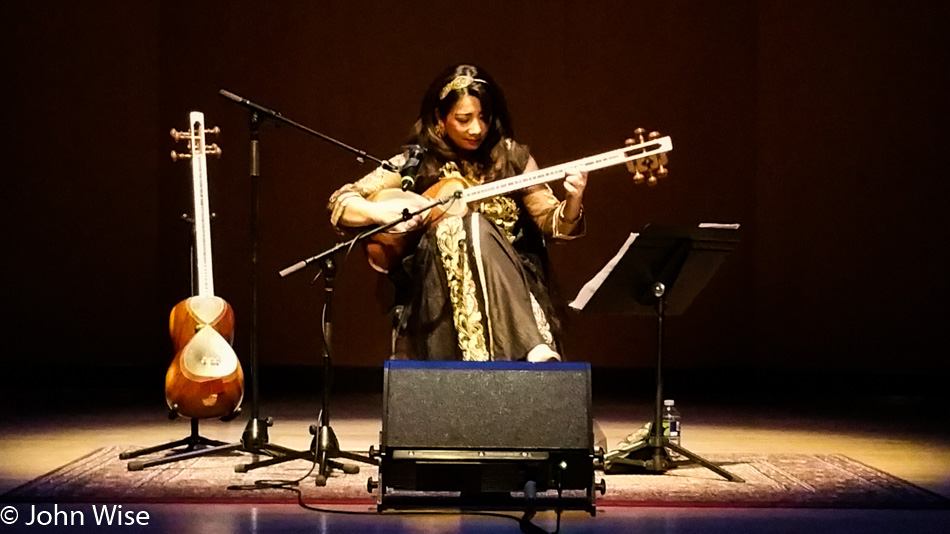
xmin=2 ymin=366 xmax=948 ymax=533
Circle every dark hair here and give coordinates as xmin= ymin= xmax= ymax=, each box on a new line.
xmin=410 ymin=64 xmax=516 ymax=191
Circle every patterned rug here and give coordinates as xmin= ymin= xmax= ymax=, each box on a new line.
xmin=3 ymin=446 xmax=947 ymax=509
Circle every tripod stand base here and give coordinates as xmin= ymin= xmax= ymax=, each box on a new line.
xmin=121 ymin=416 xmax=310 ymax=472
xmin=604 ymin=431 xmax=744 ymax=483
xmin=120 ymin=418 xmax=232 ymax=470
xmin=237 ymin=423 xmax=374 ymax=485
xmin=120 ymin=419 xmax=227 ymax=458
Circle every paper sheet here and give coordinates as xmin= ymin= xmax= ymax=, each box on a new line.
xmin=568 ymin=232 xmax=638 ymax=311
xmin=568 ymin=223 xmax=740 ymax=312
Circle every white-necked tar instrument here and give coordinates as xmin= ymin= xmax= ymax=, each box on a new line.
xmin=165 ymin=112 xmax=244 ymax=420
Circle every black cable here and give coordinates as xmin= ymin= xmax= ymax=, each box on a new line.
xmin=228 ymin=451 xmax=563 ymax=532
xmin=230 ymin=480 xmax=557 ymax=531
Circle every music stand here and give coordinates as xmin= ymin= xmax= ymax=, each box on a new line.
xmin=571 ymin=223 xmax=744 ymax=482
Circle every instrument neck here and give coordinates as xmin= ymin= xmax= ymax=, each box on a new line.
xmin=190 ymin=113 xmax=215 ymax=297
xmin=461 ymin=137 xmax=671 ymax=203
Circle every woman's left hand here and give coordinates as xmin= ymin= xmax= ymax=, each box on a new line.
xmin=561 ymin=168 xmax=588 ymax=221
xmin=564 ymin=168 xmax=587 ymax=201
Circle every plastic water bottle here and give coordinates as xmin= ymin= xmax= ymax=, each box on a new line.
xmin=662 ymin=399 xmax=681 ymax=445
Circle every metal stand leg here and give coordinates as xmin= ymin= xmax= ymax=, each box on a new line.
xmin=236 ymin=258 xmax=376 ymax=483
xmin=605 ymin=282 xmax=743 ymax=483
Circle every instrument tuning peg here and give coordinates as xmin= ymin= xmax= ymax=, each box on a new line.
xmin=646 ymin=168 xmax=658 ymax=186
xmin=632 ymin=169 xmax=645 ymax=185
xmin=655 ymin=144 xmax=669 ymax=180
xmin=626 ymin=136 xmax=646 ymax=183
xmin=170 ymin=150 xmax=191 ymax=162
xmin=205 ymin=126 xmax=221 ymax=136
xmin=170 ymin=128 xmax=190 ymax=142
xmin=206 ymin=143 xmax=223 ymax=158
xmin=648 ymin=130 xmax=661 ymax=140
xmin=633 ymin=127 xmax=647 ymax=144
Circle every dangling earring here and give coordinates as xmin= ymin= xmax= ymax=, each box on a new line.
xmin=435 ymin=123 xmax=444 ymax=137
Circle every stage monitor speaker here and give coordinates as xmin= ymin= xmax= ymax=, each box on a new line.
xmin=373 ymin=360 xmax=600 ymax=513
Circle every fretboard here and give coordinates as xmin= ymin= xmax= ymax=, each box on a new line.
xmin=461 ymin=136 xmax=672 ymax=203
xmin=189 ymin=112 xmax=215 ymax=297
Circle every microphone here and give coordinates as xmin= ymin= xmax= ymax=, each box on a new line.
xmin=400 ymin=145 xmax=424 ymax=191
xmin=218 ymin=89 xmax=243 ymax=104
xmin=218 ymin=89 xmax=283 ymax=117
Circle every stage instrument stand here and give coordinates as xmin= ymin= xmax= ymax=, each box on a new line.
xmin=123 ymin=114 xmax=305 ymax=471
xmin=573 ymin=223 xmax=744 ymax=482
xmin=120 ymin=212 xmax=242 ymax=468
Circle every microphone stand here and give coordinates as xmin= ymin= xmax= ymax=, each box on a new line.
xmin=219 ymin=89 xmax=398 ymax=173
xmin=219 ymin=89 xmax=452 ymax=484
xmin=271 ymin=195 xmax=459 ymax=484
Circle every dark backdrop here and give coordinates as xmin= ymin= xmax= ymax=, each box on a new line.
xmin=4 ymin=1 xmax=947 ymax=380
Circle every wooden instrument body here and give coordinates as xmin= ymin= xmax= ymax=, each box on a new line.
xmin=363 ymin=178 xmax=468 ymax=272
xmin=165 ymin=295 xmax=244 ymax=419
xmin=165 ymin=111 xmax=244 ymax=420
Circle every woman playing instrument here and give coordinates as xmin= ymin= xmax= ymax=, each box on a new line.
xmin=328 ymin=64 xmax=587 ymax=362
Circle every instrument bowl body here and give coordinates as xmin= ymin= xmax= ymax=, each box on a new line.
xmin=363 ymin=179 xmax=469 ymax=273
xmin=362 ymin=188 xmax=431 ymax=273
xmin=165 ymin=296 xmax=244 ymax=419
xmin=420 ymin=177 xmax=469 ymax=218
xmin=168 ymin=295 xmax=235 ymax=347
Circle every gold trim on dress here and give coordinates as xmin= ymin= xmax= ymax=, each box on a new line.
xmin=435 ymin=216 xmax=489 ymax=361
xmin=530 ymin=292 xmax=556 ymax=348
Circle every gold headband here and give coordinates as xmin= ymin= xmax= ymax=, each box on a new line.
xmin=439 ymin=75 xmax=487 ymax=100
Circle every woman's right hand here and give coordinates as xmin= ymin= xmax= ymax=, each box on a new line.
xmin=340 ymin=191 xmax=430 ymax=232
xmin=376 ymin=191 xmax=431 ymax=233
xmin=376 ymin=201 xmax=425 ymax=233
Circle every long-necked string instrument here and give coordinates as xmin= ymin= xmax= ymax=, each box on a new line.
xmin=166 ymin=112 xmax=244 ymax=419
xmin=364 ymin=129 xmax=671 ymax=273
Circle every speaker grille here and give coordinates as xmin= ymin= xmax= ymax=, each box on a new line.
xmin=383 ymin=361 xmax=592 ymax=450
